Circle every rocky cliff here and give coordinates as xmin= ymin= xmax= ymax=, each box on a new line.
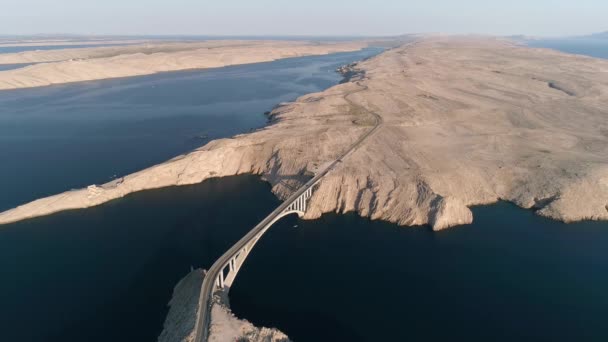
xmin=1 ymin=36 xmax=607 ymax=230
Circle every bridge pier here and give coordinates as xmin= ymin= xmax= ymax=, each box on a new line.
xmin=216 ymin=271 xmax=225 ymax=288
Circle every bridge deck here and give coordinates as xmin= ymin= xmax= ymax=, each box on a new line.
xmin=194 ymin=84 xmax=381 ymax=341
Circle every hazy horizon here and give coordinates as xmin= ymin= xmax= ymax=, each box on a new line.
xmin=0 ymin=32 xmax=606 ymax=39
xmin=1 ymin=0 xmax=607 ymax=38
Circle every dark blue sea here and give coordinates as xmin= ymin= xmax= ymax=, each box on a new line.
xmin=0 ymin=40 xmax=607 ymax=342
xmin=0 ymin=48 xmax=380 ymax=211
xmin=0 ymin=48 xmax=382 ymax=341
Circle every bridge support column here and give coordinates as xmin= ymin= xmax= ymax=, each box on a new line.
xmin=218 ymin=271 xmax=225 ymax=288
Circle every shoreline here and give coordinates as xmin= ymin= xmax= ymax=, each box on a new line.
xmin=0 ymin=48 xmax=377 ymax=94
xmin=0 ymin=47 xmax=378 ymax=224
xmin=0 ymin=40 xmax=369 ymax=90
xmin=158 ymin=268 xmax=290 ymax=342
xmin=0 ymin=36 xmax=607 ymax=229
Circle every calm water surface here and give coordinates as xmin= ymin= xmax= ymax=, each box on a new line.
xmin=0 ymin=48 xmax=381 ymax=211
xmin=0 ymin=49 xmax=382 ymax=341
xmin=1 ymin=42 xmax=607 ymax=342
xmin=0 ymin=176 xmax=280 ymax=341
xmin=231 ymin=203 xmax=608 ymax=341
xmin=225 ymin=40 xmax=608 ymax=341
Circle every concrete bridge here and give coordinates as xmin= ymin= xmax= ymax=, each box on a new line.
xmin=214 ymin=187 xmax=313 ymax=289
xmin=193 ymin=85 xmax=381 ymax=342
xmin=193 ymin=172 xmax=326 ymax=342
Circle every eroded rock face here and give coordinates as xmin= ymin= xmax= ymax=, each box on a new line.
xmin=208 ymin=300 xmax=290 ymax=342
xmin=1 ymin=36 xmax=607 ymax=229
xmin=158 ymin=269 xmax=290 ymax=342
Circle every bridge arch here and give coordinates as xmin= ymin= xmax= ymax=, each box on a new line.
xmin=194 ymin=84 xmax=382 ymax=342
xmin=214 ymin=186 xmax=312 ymax=290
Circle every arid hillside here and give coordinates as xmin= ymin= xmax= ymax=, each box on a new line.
xmin=1 ymin=37 xmax=607 ymax=230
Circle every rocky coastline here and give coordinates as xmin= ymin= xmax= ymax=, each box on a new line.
xmin=0 ymin=40 xmax=367 ymax=90
xmin=0 ymin=36 xmax=607 ymax=230
xmin=158 ymin=269 xmax=290 ymax=342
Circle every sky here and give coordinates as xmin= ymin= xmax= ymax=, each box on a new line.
xmin=0 ymin=0 xmax=606 ymax=37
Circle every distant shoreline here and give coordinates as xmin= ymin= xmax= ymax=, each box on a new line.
xmin=0 ymin=40 xmax=368 ymax=90
xmin=1 ymin=36 xmax=607 ymax=228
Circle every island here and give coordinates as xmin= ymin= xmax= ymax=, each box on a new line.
xmin=0 ymin=40 xmax=368 ymax=90
xmin=0 ymin=36 xmax=607 ymax=231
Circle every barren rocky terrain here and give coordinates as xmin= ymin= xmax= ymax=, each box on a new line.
xmin=0 ymin=38 xmax=148 ymax=48
xmin=158 ymin=269 xmax=289 ymax=342
xmin=1 ymin=36 xmax=607 ymax=230
xmin=0 ymin=40 xmax=367 ymax=89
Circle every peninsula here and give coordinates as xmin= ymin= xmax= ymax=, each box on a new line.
xmin=0 ymin=40 xmax=367 ymax=90
xmin=0 ymin=36 xmax=607 ymax=230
